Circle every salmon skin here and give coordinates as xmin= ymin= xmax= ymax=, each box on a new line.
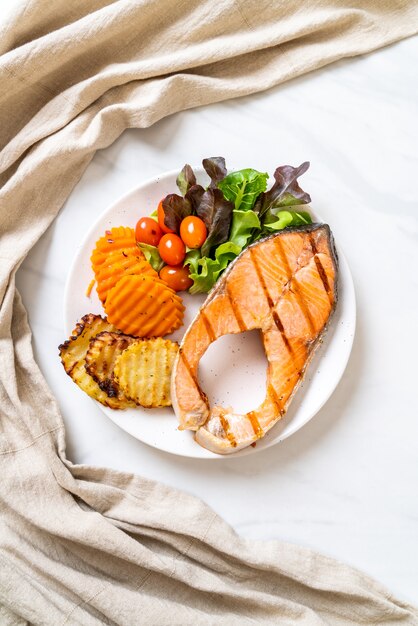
xmin=171 ymin=223 xmax=338 ymax=455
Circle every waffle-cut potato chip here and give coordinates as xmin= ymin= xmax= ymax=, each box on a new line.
xmin=104 ymin=274 xmax=185 ymax=337
xmin=91 ymin=226 xmax=139 ymax=276
xmin=114 ymin=338 xmax=179 ymax=407
xmin=96 ymin=249 xmax=157 ymax=303
xmin=85 ymin=331 xmax=138 ymax=406
xmin=58 ymin=314 xmax=127 ymax=409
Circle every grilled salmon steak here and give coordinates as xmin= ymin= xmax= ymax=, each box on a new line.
xmin=171 ymin=223 xmax=338 ymax=455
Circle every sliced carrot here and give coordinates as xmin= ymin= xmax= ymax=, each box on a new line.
xmin=90 ymin=227 xmax=140 ymax=275
xmin=95 ymin=249 xmax=157 ymax=303
xmin=86 ymin=279 xmax=95 ymax=298
xmin=104 ymin=275 xmax=184 ymax=337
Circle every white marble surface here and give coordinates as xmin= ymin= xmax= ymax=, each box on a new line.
xmin=15 ymin=37 xmax=418 ymax=603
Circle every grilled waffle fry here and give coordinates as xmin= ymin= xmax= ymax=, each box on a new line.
xmin=91 ymin=227 xmax=139 ymax=275
xmin=114 ymin=338 xmax=179 ymax=407
xmin=104 ymin=274 xmax=184 ymax=337
xmin=85 ymin=331 xmax=138 ymax=406
xmin=95 ymin=249 xmax=157 ymax=303
xmin=58 ymin=314 xmax=127 ymax=409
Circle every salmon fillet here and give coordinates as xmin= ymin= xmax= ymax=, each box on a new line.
xmin=171 ymin=223 xmax=338 ymax=454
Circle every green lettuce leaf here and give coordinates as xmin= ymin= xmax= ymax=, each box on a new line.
xmin=229 ymin=209 xmax=261 ymax=249
xmin=263 ymin=209 xmax=312 ymax=232
xmin=186 ymin=242 xmax=241 ymax=294
xmin=137 ymin=243 xmax=164 ymax=271
xmin=188 ymin=257 xmax=224 ymax=294
xmin=183 ymin=248 xmax=201 ymax=272
xmin=218 ymin=168 xmax=268 ymax=211
xmin=214 ymin=241 xmax=242 ymax=266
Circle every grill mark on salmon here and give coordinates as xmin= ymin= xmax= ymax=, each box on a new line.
xmin=309 ymin=233 xmax=332 ymax=300
xmin=200 ymin=310 xmax=215 ymax=342
xmin=178 ymin=349 xmax=207 ymax=404
xmin=314 ymin=256 xmax=332 ymax=295
xmin=226 ymin=285 xmax=247 ymax=331
xmin=218 ymin=411 xmax=237 ymax=447
xmin=249 ymin=247 xmax=274 ymax=307
xmin=291 ymin=278 xmax=316 ymax=335
xmin=268 ymin=383 xmax=285 ymax=416
xmin=309 ymin=234 xmax=318 ymax=255
xmin=272 ymin=311 xmax=293 ymax=353
xmin=249 ymin=248 xmax=294 ymax=354
xmin=247 ymin=411 xmax=263 ymax=438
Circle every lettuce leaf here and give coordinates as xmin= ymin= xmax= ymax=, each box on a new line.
xmin=202 ymin=157 xmax=227 ymax=188
xmin=161 ymin=193 xmax=192 ymax=232
xmin=229 ymin=209 xmax=261 ymax=249
xmin=255 ymin=162 xmax=311 ymax=218
xmin=187 ymin=257 xmax=224 ymax=294
xmin=262 ymin=209 xmax=312 ymax=232
xmin=218 ymin=168 xmax=268 ymax=211
xmin=185 ymin=184 xmax=205 ymax=212
xmin=215 ymin=241 xmax=242 ymax=266
xmin=183 ymin=248 xmax=201 ymax=273
xmin=176 ymin=164 xmax=196 ymax=196
xmin=186 ymin=241 xmax=241 ymax=294
xmin=196 ymin=188 xmax=234 ymax=257
xmin=137 ymin=243 xmax=164 ymax=271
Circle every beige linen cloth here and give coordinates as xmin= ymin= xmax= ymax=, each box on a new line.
xmin=1 ymin=1 xmax=417 ymax=624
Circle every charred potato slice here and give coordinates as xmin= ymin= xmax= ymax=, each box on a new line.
xmin=114 ymin=338 xmax=179 ymax=408
xmin=58 ymin=314 xmax=126 ymax=409
xmin=85 ymin=331 xmax=138 ymax=407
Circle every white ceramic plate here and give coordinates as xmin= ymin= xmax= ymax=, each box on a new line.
xmin=64 ymin=168 xmax=356 ymax=459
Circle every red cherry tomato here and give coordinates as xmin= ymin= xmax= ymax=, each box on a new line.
xmin=180 ymin=216 xmax=207 ymax=249
xmin=159 ymin=265 xmax=193 ymax=292
xmin=135 ymin=217 xmax=162 ymax=247
xmin=157 ymin=200 xmax=175 ymax=234
xmin=158 ymin=234 xmax=186 ymax=265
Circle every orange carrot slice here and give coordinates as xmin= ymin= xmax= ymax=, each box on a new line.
xmin=86 ymin=279 xmax=95 ymax=297
xmin=95 ymin=249 xmax=157 ymax=303
xmin=91 ymin=227 xmax=139 ymax=275
xmin=104 ymin=275 xmax=184 ymax=337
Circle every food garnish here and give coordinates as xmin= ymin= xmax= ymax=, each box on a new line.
xmin=104 ymin=274 xmax=184 ymax=337
xmin=171 ymin=224 xmax=338 ymax=454
xmin=85 ymin=331 xmax=138 ymax=406
xmin=150 ymin=158 xmax=313 ymax=294
xmin=114 ymin=338 xmax=178 ymax=408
